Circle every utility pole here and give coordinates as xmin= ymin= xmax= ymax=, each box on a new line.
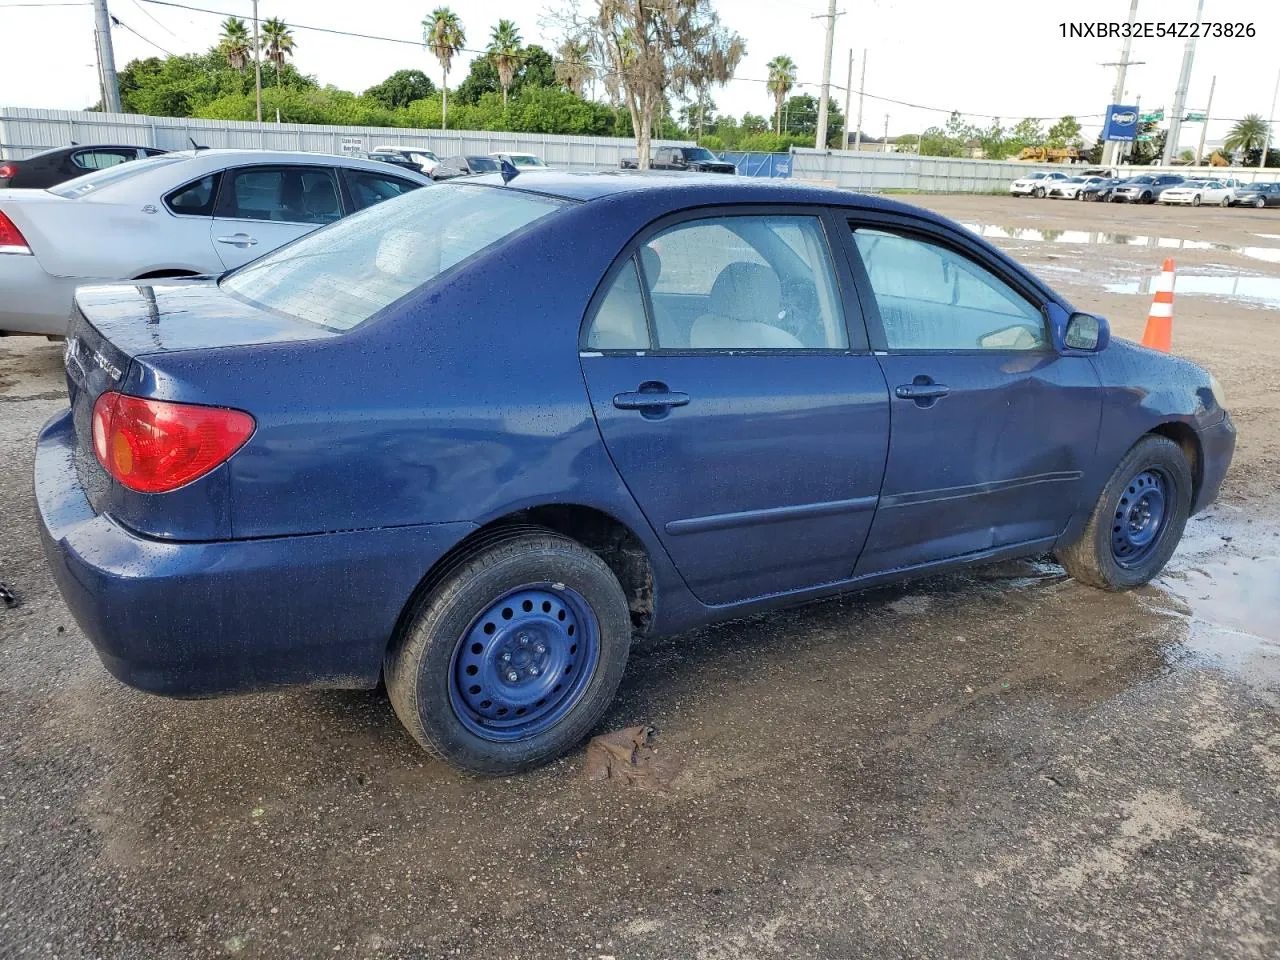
xmin=853 ymin=49 xmax=866 ymax=151
xmin=1162 ymin=0 xmax=1205 ymax=166
xmin=842 ymin=49 xmax=853 ymax=150
xmin=882 ymin=114 xmax=889 ymax=152
xmin=1196 ymin=75 xmax=1215 ymax=166
xmin=1101 ymin=0 xmax=1140 ymax=168
xmin=814 ymin=0 xmax=839 ymax=149
xmin=252 ymin=0 xmax=263 ymax=124
xmin=91 ymin=0 xmax=121 ymax=114
xmin=1262 ymin=68 xmax=1280 ymax=169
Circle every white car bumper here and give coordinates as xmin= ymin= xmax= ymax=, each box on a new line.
xmin=0 ymin=253 xmax=83 ymax=336
xmin=1009 ymin=183 xmax=1040 ymax=195
xmin=1159 ymin=195 xmax=1194 ymax=204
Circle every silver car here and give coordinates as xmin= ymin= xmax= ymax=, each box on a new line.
xmin=0 ymin=149 xmax=430 ymax=335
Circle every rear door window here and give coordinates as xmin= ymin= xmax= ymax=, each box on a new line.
xmin=342 ymin=169 xmax=421 ymax=211
xmin=165 ymin=173 xmax=221 ymax=217
xmin=217 ymin=166 xmax=343 ymax=225
xmin=71 ymin=148 xmax=137 ymax=171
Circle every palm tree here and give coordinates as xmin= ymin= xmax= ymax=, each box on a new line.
xmin=1224 ymin=113 xmax=1269 ymax=160
xmin=766 ymin=55 xmax=797 ymax=136
xmin=219 ymin=17 xmax=251 ymax=74
xmin=488 ymin=19 xmax=523 ymax=109
xmin=554 ymin=37 xmax=592 ymax=99
xmin=424 ymin=7 xmax=465 ymax=131
xmin=260 ymin=17 xmax=296 ymax=91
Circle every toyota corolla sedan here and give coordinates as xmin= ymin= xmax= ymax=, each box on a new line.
xmin=1158 ymin=180 xmax=1234 ymax=207
xmin=36 ymin=173 xmax=1236 ymax=775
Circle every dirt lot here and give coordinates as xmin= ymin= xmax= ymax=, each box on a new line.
xmin=1 ymin=196 xmax=1278 ymax=959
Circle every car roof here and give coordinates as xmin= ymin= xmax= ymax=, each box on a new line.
xmin=26 ymin=143 xmax=157 ymax=159
xmin=449 ymin=169 xmax=940 ymax=217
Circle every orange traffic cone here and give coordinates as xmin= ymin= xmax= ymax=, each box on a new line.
xmin=1141 ymin=257 xmax=1175 ymax=352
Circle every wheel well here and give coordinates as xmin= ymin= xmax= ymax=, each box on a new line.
xmin=402 ymin=506 xmax=655 ymax=641
xmin=132 ymin=269 xmax=199 ymax=280
xmin=1150 ymin=422 xmax=1202 ymax=504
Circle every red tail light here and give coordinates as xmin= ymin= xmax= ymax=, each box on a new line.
xmin=92 ymin=392 xmax=255 ymax=493
xmin=0 ymin=210 xmax=29 ymax=252
xmin=0 ymin=164 xmax=16 ymax=180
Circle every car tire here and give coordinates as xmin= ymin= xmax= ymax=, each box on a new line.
xmin=1141 ymin=191 xmax=1153 ymax=203
xmin=1191 ymin=194 xmax=1201 ymax=206
xmin=1220 ymin=196 xmax=1230 ymax=207
xmin=1256 ymin=197 xmax=1267 ymax=208
xmin=384 ymin=527 xmax=632 ymax=775
xmin=1034 ymin=186 xmax=1046 ymax=198
xmin=1055 ymin=435 xmax=1193 ymax=591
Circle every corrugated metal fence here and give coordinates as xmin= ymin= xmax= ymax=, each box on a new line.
xmin=790 ymin=147 xmax=1276 ymax=191
xmin=722 ymin=152 xmax=792 ymax=178
xmin=0 ymin=106 xmax=693 ymax=167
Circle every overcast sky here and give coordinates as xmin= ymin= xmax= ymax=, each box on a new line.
xmin=2 ymin=0 xmax=1277 ymax=149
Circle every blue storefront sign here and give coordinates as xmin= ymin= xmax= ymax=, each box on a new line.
xmin=1102 ymin=104 xmax=1140 ymax=142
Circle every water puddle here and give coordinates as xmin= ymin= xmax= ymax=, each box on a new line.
xmin=1103 ymin=274 xmax=1280 ymax=309
xmin=1153 ymin=509 xmax=1280 ymax=693
xmin=961 ymin=223 xmax=1280 ymax=265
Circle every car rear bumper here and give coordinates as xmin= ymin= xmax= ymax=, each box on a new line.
xmin=35 ymin=409 xmax=475 ymax=697
xmin=1193 ymin=412 xmax=1236 ymax=515
xmin=0 ymin=254 xmax=81 ymax=335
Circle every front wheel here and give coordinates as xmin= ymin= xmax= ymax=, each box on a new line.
xmin=1191 ymin=194 xmax=1202 ymax=207
xmin=1055 ymin=435 xmax=1193 ymax=591
xmin=1141 ymin=191 xmax=1153 ymax=203
xmin=385 ymin=528 xmax=632 ymax=774
xmin=1034 ymin=186 xmax=1046 ymax=198
xmin=1257 ymin=197 xmax=1267 ymax=208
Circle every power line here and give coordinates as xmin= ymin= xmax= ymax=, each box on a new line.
xmin=110 ymin=14 xmax=176 ymax=57
xmin=129 ymin=0 xmax=184 ymax=39
xmin=0 ymin=2 xmax=91 ymax=6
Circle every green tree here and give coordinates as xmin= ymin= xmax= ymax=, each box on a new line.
xmin=1225 ymin=113 xmax=1269 ymax=160
xmin=424 ymin=7 xmax=465 ymax=130
xmin=779 ymin=93 xmax=843 ymax=146
xmin=766 ymin=55 xmax=796 ymax=135
xmin=488 ymin=19 xmax=523 ymax=109
xmin=1046 ymin=115 xmax=1083 ymax=149
xmin=260 ymin=18 xmax=296 ymax=92
xmin=741 ymin=112 xmax=769 ymax=135
xmin=362 ymin=69 xmax=435 ymax=110
xmin=219 ymin=17 xmax=251 ymax=73
xmin=554 ymin=37 xmax=593 ymax=97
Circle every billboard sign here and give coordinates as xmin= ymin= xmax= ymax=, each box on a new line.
xmin=1102 ymin=104 xmax=1140 ymax=141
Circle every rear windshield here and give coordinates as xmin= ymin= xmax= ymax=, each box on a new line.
xmin=49 ymin=154 xmax=186 ymax=198
xmin=220 ymin=183 xmax=566 ymax=330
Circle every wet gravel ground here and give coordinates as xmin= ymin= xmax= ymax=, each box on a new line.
xmin=2 ymin=197 xmax=1279 ymax=958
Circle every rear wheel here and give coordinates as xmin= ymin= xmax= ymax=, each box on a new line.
xmin=384 ymin=529 xmax=632 ymax=774
xmin=1056 ymin=435 xmax=1193 ymax=591
xmin=1220 ymin=196 xmax=1231 ymax=207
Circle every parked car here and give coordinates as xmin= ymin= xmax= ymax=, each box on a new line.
xmin=490 ymin=152 xmax=548 ymax=169
xmin=1158 ymin=179 xmax=1234 ymax=207
xmin=0 ymin=149 xmax=430 ymax=336
xmin=372 ymin=146 xmax=441 ymax=175
xmin=1228 ymin=182 xmax=1280 ymax=207
xmin=35 ymin=173 xmax=1235 ymax=774
xmin=1110 ymin=174 xmax=1185 ymax=203
xmin=358 ymin=151 xmax=426 ymax=174
xmin=620 ymin=146 xmax=736 ymax=173
xmin=1079 ymin=178 xmax=1124 ymax=202
xmin=1008 ymin=170 xmax=1071 ymax=197
xmin=431 ymin=155 xmax=502 ymax=180
xmin=1047 ymin=176 xmax=1110 ymax=200
xmin=0 ymin=144 xmax=168 ymax=190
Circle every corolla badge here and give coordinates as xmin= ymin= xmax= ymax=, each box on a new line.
xmin=67 ymin=338 xmax=122 ymax=381
xmin=1111 ymin=111 xmax=1138 ymax=125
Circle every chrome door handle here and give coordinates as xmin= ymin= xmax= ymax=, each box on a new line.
xmin=894 ymin=383 xmax=950 ymax=400
xmin=216 ymin=233 xmax=258 ymax=247
xmin=613 ymin=391 xmax=690 ymax=410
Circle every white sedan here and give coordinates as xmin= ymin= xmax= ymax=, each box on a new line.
xmin=1009 ymin=171 xmax=1070 ymax=197
xmin=0 ymin=149 xmax=430 ymax=335
xmin=1158 ymin=180 xmax=1235 ymax=207
xmin=1046 ymin=175 xmax=1111 ymax=199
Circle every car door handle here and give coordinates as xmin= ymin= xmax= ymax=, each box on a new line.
xmin=613 ymin=391 xmax=690 ymax=410
xmin=216 ymin=233 xmax=258 ymax=247
xmin=895 ymin=383 xmax=950 ymax=400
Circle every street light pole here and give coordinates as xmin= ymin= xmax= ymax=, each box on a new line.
xmin=853 ymin=49 xmax=866 ymax=151
xmin=1162 ymin=0 xmax=1205 ymax=166
xmin=252 ymin=0 xmax=263 ymax=124
xmin=842 ymin=49 xmax=853 ymax=150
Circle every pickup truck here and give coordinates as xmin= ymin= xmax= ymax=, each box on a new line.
xmin=619 ymin=146 xmax=737 ymax=174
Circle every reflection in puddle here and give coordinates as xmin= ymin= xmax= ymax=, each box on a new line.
xmin=960 ymin=223 xmax=1280 ymax=265
xmin=1103 ymin=274 xmax=1280 ymax=309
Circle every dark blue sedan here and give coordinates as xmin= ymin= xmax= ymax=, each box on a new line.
xmin=35 ymin=173 xmax=1236 ymax=774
